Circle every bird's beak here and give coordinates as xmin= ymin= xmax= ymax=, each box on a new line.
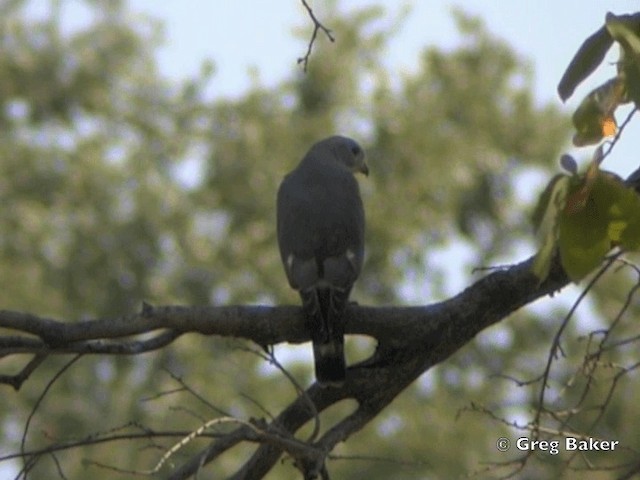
xmin=359 ymin=162 xmax=369 ymax=176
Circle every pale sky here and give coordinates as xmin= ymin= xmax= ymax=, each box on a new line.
xmin=24 ymin=0 xmax=639 ymax=175
xmin=122 ymin=0 xmax=638 ymax=176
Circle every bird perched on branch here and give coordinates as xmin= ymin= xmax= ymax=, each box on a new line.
xmin=277 ymin=136 xmax=368 ymax=386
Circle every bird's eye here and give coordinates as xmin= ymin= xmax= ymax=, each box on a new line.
xmin=350 ymin=145 xmax=361 ymax=156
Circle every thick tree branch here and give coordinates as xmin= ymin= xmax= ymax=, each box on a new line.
xmin=0 ymin=256 xmax=565 ymax=359
xmin=219 ymin=255 xmax=569 ymax=479
xmin=1 ymin=254 xmax=569 ymax=478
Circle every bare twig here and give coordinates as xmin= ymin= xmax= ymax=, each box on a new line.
xmin=298 ymin=0 xmax=335 ymax=71
xmin=163 ymin=368 xmax=231 ymax=417
xmin=242 ymin=345 xmax=321 ymax=442
xmin=0 ymin=353 xmax=47 ymax=390
xmin=19 ymin=354 xmax=83 ymax=479
xmin=602 ymin=107 xmax=638 ymax=164
xmin=151 ymin=417 xmax=264 ymax=475
xmin=1 ymin=427 xmax=222 ymax=463
xmin=533 ymin=253 xmax=619 ymax=434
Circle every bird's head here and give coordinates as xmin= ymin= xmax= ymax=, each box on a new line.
xmin=312 ymin=135 xmax=369 ymax=176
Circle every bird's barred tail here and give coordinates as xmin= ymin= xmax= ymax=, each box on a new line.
xmin=313 ymin=339 xmax=345 ymax=387
xmin=302 ymin=287 xmax=348 ymax=387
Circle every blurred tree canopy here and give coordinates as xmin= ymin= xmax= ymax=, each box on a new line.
xmin=1 ymin=1 xmax=640 ymax=479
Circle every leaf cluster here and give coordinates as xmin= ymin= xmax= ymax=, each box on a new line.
xmin=533 ymin=151 xmax=640 ymax=281
xmin=534 ymin=11 xmax=640 ymax=283
xmin=558 ymin=12 xmax=640 ymax=146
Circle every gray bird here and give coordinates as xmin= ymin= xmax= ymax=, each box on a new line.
xmin=277 ymin=136 xmax=368 ymax=386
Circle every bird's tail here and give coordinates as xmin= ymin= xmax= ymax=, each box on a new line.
xmin=313 ymin=338 xmax=345 ymax=387
xmin=302 ymin=287 xmax=347 ymax=387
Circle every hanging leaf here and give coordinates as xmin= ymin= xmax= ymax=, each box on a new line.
xmin=559 ymin=172 xmax=610 ymax=281
xmin=564 ymin=158 xmax=599 ymax=214
xmin=571 ymin=77 xmax=624 ymax=146
xmin=532 ymin=174 xmax=570 ymax=234
xmin=606 ymin=12 xmax=640 ymax=54
xmin=602 ymin=174 xmax=640 ymax=250
xmin=558 ymin=25 xmax=613 ymax=101
xmin=606 ymin=12 xmax=640 ymax=107
xmin=531 ymin=175 xmax=570 ymax=281
xmin=532 ymin=159 xmax=640 ymax=283
xmin=558 ymin=212 xmax=610 ymax=282
xmin=558 ymin=171 xmax=640 ymax=281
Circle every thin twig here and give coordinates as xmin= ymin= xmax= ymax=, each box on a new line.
xmin=241 ymin=344 xmax=321 ymax=442
xmin=298 ymin=0 xmax=335 ymax=71
xmin=162 ymin=368 xmax=231 ymax=417
xmin=18 ymin=354 xmax=83 ymax=479
xmin=0 ymin=353 xmax=47 ymax=390
xmin=601 ymin=107 xmax=638 ymax=164
xmin=1 ymin=429 xmax=222 ymax=463
xmin=534 ymin=253 xmax=619 ymax=433
xmin=150 ymin=417 xmax=261 ymax=475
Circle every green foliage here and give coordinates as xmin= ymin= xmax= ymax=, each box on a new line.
xmin=571 ymin=77 xmax=624 ymax=147
xmin=536 ymin=10 xmax=640 ymax=282
xmin=558 ymin=12 xmax=640 ymax=146
xmin=533 ymin=156 xmax=640 ymax=282
xmin=557 ymin=26 xmax=612 ymax=101
xmin=532 ymin=173 xmax=570 ymax=280
xmin=607 ymin=12 xmax=640 ymax=106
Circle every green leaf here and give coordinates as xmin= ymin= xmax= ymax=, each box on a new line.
xmin=606 ymin=12 xmax=640 ymax=55
xmin=558 ymin=231 xmax=610 ymax=281
xmin=558 ymin=184 xmax=610 ymax=281
xmin=531 ymin=175 xmax=570 ymax=281
xmin=557 ymin=171 xmax=640 ymax=281
xmin=596 ymin=174 xmax=640 ymax=250
xmin=571 ymin=77 xmax=623 ymax=146
xmin=557 ymin=25 xmax=613 ymax=101
xmin=532 ymin=228 xmax=560 ymax=282
xmin=606 ymin=13 xmax=640 ymax=107
xmin=532 ymin=174 xmax=569 ymax=233
xmin=621 ymin=52 xmax=640 ymax=108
